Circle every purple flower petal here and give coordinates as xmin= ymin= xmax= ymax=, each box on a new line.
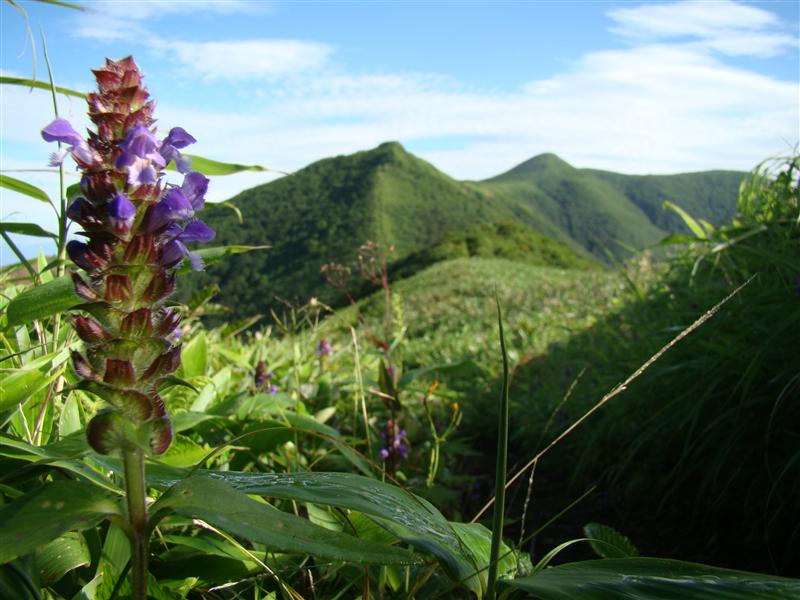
xmin=127 ymin=158 xmax=159 ymax=187
xmin=181 ymin=171 xmax=209 ymax=211
xmin=41 ymin=118 xmax=84 ymax=147
xmin=107 ymin=192 xmax=136 ymax=236
xmin=187 ymin=251 xmax=204 ymax=271
xmin=179 ymin=220 xmax=215 ymax=243
xmin=48 ymin=149 xmax=69 ymax=166
xmin=143 ymin=188 xmax=193 ymax=232
xmin=159 ymin=239 xmax=188 ymax=268
xmin=163 ymin=127 xmax=196 ymax=149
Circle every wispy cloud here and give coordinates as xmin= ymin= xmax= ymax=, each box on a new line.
xmin=608 ymin=0 xmax=797 ymax=57
xmin=156 ymin=39 xmax=334 ymax=81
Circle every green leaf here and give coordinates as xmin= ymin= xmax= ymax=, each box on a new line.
xmin=0 ymin=481 xmax=121 ymax=564
xmin=0 ymin=174 xmax=51 ymax=203
xmin=501 ymin=558 xmax=800 ymax=600
xmin=451 ymin=522 xmax=521 ymax=597
xmin=6 ymin=275 xmax=81 ymax=326
xmin=0 ymin=349 xmax=69 ymax=411
xmin=583 ymin=523 xmax=639 ymax=559
xmin=173 ymin=154 xmax=275 ymax=176
xmin=36 ymin=532 xmax=90 ymax=585
xmin=142 ymin=466 xmax=482 ymax=591
xmin=663 ymin=201 xmax=708 ymax=240
xmin=0 ymin=76 xmax=84 ymax=98
xmin=177 ymin=245 xmax=269 ymax=273
xmin=151 ymin=475 xmax=416 ymax=565
xmin=180 ymin=332 xmax=207 ymax=378
xmin=0 ymin=222 xmax=57 ymax=239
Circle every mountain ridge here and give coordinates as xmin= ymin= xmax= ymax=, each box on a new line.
xmin=186 ymin=142 xmax=745 ymax=319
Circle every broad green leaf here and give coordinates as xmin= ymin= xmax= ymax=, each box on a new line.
xmin=501 ymin=558 xmax=800 ymax=600
xmin=0 ymin=174 xmax=51 ymax=203
xmin=151 ymin=475 xmax=416 ymax=565
xmin=0 ymin=222 xmax=57 ymax=239
xmin=158 ymin=434 xmax=209 ymax=467
xmin=0 ymin=481 xmax=121 ymax=563
xmin=178 ymin=244 xmax=269 ymax=273
xmin=180 ymin=331 xmax=207 ymax=378
xmin=0 ymin=349 xmax=69 ymax=411
xmin=451 ymin=522 xmax=522 ymax=596
xmin=142 ymin=466 xmax=481 ymax=591
xmin=663 ymin=201 xmax=708 ymax=240
xmin=173 ymin=154 xmax=273 ymax=176
xmin=36 ymin=532 xmax=90 ymax=585
xmin=0 ymin=434 xmax=122 ymax=494
xmin=583 ymin=522 xmax=639 ymax=559
xmin=6 ymin=275 xmax=81 ymax=326
xmin=0 ymin=76 xmax=84 ymax=98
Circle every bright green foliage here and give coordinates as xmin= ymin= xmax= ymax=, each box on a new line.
xmin=186 ymin=143 xmax=741 ymax=320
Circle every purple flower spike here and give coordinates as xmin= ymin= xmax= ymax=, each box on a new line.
xmin=107 ymin=192 xmax=136 ymax=237
xmin=42 ymin=118 xmax=84 ymax=147
xmin=181 ymin=171 xmax=209 ymax=211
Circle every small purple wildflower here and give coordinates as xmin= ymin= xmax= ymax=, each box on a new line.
xmin=379 ymin=419 xmax=409 ymax=464
xmin=316 ymin=338 xmax=333 ymax=357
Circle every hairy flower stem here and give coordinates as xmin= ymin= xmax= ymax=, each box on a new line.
xmin=123 ymin=447 xmax=148 ymax=600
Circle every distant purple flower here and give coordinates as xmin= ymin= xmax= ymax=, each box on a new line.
xmin=160 ymin=127 xmax=196 ymax=173
xmin=379 ymin=420 xmax=409 ymax=463
xmin=316 ymin=338 xmax=333 ymax=356
xmin=41 ymin=118 xmax=100 ymax=167
xmin=107 ymin=192 xmax=136 ymax=237
xmin=268 ymin=384 xmax=279 ymax=394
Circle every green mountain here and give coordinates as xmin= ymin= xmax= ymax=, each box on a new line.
xmin=188 ymin=143 xmax=744 ymax=319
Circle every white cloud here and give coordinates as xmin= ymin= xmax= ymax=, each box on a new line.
xmin=157 ymin=39 xmax=334 ymax=81
xmin=608 ymin=0 xmax=797 ymax=57
xmin=74 ymin=0 xmax=268 ymax=43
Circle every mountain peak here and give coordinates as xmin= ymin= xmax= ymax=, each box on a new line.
xmin=486 ymin=152 xmax=573 ymax=182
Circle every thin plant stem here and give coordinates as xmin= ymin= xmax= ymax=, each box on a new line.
xmin=471 ymin=274 xmax=756 ymax=524
xmin=122 ymin=447 xmax=148 ymax=600
xmin=486 ymin=294 xmax=510 ymax=600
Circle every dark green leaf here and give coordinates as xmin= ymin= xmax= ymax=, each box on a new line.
xmin=6 ymin=275 xmax=81 ymax=326
xmin=36 ymin=532 xmax=90 ymax=585
xmin=501 ymin=558 xmax=800 ymax=600
xmin=151 ymin=475 xmax=416 ymax=565
xmin=0 ymin=174 xmax=51 ymax=203
xmin=142 ymin=466 xmax=481 ymax=591
xmin=0 ymin=222 xmax=57 ymax=239
xmin=583 ymin=523 xmax=639 ymax=559
xmin=0 ymin=481 xmax=121 ymax=563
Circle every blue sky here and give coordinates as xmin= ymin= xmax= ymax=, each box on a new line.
xmin=1 ymin=0 xmax=798 ymax=261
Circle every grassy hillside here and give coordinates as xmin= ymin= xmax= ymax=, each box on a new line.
xmin=483 ymin=153 xmax=742 ymax=257
xmin=187 ymin=143 xmax=743 ymax=320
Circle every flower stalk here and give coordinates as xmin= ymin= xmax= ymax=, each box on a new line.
xmin=41 ymin=56 xmax=214 ymax=599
